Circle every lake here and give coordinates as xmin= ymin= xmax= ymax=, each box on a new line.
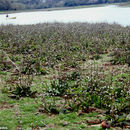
xmin=0 ymin=5 xmax=130 ymax=26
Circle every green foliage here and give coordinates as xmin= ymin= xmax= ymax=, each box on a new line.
xmin=0 ymin=23 xmax=129 ymax=68
xmin=47 ymin=78 xmax=69 ymax=96
xmin=0 ymin=23 xmax=129 ymax=129
xmin=67 ymin=71 xmax=81 ymax=81
xmin=104 ymin=73 xmax=129 ymax=127
xmin=90 ymin=54 xmax=102 ymax=60
xmin=110 ymin=52 xmax=129 ymax=65
xmin=11 ymin=74 xmax=36 ymax=98
xmin=41 ymin=96 xmax=60 ymax=114
xmin=0 ymin=63 xmax=12 ymax=71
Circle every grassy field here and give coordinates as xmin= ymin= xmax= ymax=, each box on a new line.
xmin=0 ymin=23 xmax=130 ymax=130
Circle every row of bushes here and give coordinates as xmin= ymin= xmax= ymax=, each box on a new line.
xmin=0 ymin=23 xmax=129 ymax=71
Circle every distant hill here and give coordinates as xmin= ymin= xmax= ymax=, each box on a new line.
xmin=0 ymin=0 xmax=129 ymax=11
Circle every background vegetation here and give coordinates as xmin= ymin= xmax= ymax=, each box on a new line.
xmin=0 ymin=0 xmax=130 ymax=11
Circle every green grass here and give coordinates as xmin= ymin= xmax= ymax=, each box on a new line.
xmin=0 ymin=109 xmax=18 ymax=130
xmin=0 ymin=91 xmax=106 ymax=129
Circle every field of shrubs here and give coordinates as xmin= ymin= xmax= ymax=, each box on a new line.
xmin=0 ymin=23 xmax=129 ymax=129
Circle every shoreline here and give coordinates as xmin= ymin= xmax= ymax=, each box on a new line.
xmin=0 ymin=2 xmax=130 ymax=15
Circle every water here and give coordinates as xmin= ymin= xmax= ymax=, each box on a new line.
xmin=0 ymin=5 xmax=130 ymax=26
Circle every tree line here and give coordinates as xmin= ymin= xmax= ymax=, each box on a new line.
xmin=0 ymin=0 xmax=44 ymax=10
xmin=0 ymin=0 xmax=129 ymax=11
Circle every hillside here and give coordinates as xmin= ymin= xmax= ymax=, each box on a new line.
xmin=0 ymin=0 xmax=129 ymax=11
